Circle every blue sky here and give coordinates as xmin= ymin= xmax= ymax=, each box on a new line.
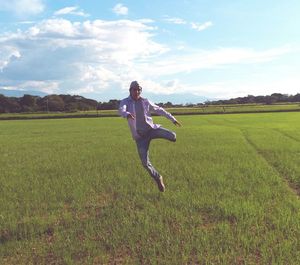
xmin=0 ymin=0 xmax=299 ymax=103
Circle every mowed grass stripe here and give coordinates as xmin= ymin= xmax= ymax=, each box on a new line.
xmin=241 ymin=128 xmax=300 ymax=196
xmin=241 ymin=127 xmax=300 ymax=196
xmin=201 ymin=112 xmax=300 ymax=194
xmin=1 ymin=113 xmax=300 ymax=264
xmin=273 ymin=128 xmax=300 ymax=144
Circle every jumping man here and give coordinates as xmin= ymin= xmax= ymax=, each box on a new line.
xmin=119 ymin=81 xmax=181 ymax=192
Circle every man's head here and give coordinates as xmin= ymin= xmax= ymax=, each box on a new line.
xmin=129 ymin=81 xmax=142 ymax=101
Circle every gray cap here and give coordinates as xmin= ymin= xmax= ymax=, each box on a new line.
xmin=130 ymin=81 xmax=142 ymax=90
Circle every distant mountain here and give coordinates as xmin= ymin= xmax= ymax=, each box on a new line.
xmin=77 ymin=91 xmax=211 ymax=105
xmin=144 ymin=92 xmax=210 ymax=104
xmin=0 ymin=89 xmax=47 ymax=98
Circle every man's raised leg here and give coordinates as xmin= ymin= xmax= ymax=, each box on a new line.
xmin=149 ymin=127 xmax=176 ymax=142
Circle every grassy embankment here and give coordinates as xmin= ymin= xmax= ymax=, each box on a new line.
xmin=1 ymin=112 xmax=300 ymax=264
xmin=0 ymin=102 xmax=300 ymax=120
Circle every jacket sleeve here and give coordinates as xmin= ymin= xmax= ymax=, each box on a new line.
xmin=118 ymin=99 xmax=131 ymax=118
xmin=148 ymin=100 xmax=176 ymax=122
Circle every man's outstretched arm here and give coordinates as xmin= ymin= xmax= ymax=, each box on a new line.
xmin=148 ymin=100 xmax=182 ymax=127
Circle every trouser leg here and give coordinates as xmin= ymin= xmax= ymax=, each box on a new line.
xmin=149 ymin=127 xmax=176 ymax=142
xmin=136 ymin=137 xmax=160 ymax=180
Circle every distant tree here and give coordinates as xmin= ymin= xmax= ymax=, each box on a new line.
xmin=226 ymin=98 xmax=240 ymax=104
xmin=81 ymin=98 xmax=98 ymax=110
xmin=205 ymin=93 xmax=300 ymax=105
xmin=38 ymin=95 xmax=65 ymax=111
xmin=76 ymin=101 xmax=95 ymax=111
xmin=60 ymin=95 xmax=74 ymax=110
xmin=0 ymin=95 xmax=21 ymax=113
xmin=270 ymin=93 xmax=290 ymax=103
xmin=0 ymin=95 xmax=7 ymax=113
xmin=292 ymin=93 xmax=300 ymax=102
xmin=265 ymin=95 xmax=277 ymax=105
xmin=246 ymin=95 xmax=256 ymax=103
xmin=19 ymin=94 xmax=39 ymax=112
xmin=255 ymin=96 xmax=266 ymax=103
xmin=59 ymin=94 xmax=74 ymax=105
xmin=98 ymin=99 xmax=120 ymax=110
xmin=165 ymin=101 xmax=173 ymax=108
xmin=49 ymin=95 xmax=65 ymax=111
xmin=185 ymin=102 xmax=195 ymax=107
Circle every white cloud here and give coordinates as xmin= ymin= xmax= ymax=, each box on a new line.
xmin=19 ymin=21 xmax=35 ymax=25
xmin=28 ymin=18 xmax=79 ymax=37
xmin=137 ymin=19 xmax=155 ymax=24
xmin=72 ymin=65 xmax=119 ymax=94
xmin=164 ymin=17 xmax=187 ymax=25
xmin=190 ymin=21 xmax=213 ymax=31
xmin=19 ymin=80 xmax=59 ymax=93
xmin=163 ymin=17 xmax=212 ymax=32
xmin=0 ymin=46 xmax=21 ymax=71
xmin=54 ymin=6 xmax=89 ymax=17
xmin=0 ymin=0 xmax=44 ymax=16
xmin=2 ymin=80 xmax=59 ymax=94
xmin=113 ymin=3 xmax=128 ymax=16
xmin=136 ymin=46 xmax=293 ymax=77
xmin=0 ymin=18 xmax=167 ymax=95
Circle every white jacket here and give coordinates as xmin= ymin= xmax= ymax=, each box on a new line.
xmin=119 ymin=96 xmax=176 ymax=140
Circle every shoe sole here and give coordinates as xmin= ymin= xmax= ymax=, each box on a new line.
xmin=156 ymin=176 xmax=165 ymax=192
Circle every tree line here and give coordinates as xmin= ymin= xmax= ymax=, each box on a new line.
xmin=0 ymin=94 xmax=121 ymax=113
xmin=0 ymin=92 xmax=299 ymax=113
xmin=205 ymin=93 xmax=300 ymax=105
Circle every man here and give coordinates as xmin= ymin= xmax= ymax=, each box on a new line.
xmin=119 ymin=81 xmax=181 ymax=192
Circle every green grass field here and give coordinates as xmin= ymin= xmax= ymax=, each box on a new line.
xmin=1 ymin=112 xmax=300 ymax=264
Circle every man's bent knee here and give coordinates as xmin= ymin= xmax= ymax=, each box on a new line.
xmin=141 ymin=159 xmax=150 ymax=168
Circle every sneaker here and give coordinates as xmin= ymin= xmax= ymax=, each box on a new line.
xmin=155 ymin=176 xmax=165 ymax=192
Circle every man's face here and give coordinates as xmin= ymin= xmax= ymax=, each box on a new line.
xmin=130 ymin=86 xmax=142 ymax=101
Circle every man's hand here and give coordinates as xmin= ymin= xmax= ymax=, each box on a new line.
xmin=127 ymin=113 xmax=135 ymax=120
xmin=173 ymin=119 xmax=182 ymax=127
